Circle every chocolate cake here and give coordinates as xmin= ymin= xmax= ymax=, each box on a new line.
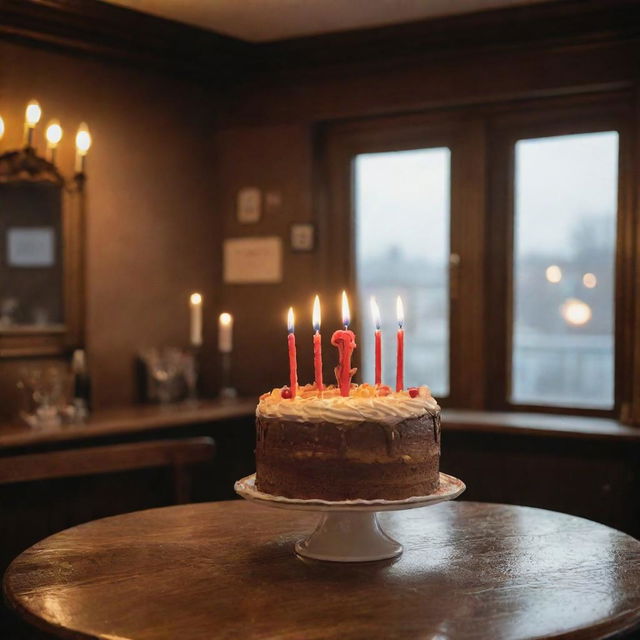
xmin=255 ymin=384 xmax=441 ymax=501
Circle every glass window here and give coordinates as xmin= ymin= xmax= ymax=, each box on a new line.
xmin=512 ymin=131 xmax=618 ymax=408
xmin=354 ymin=148 xmax=450 ymax=395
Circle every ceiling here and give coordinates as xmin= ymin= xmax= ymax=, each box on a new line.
xmin=103 ymin=0 xmax=558 ymax=43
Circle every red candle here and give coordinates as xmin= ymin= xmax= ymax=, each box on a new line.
xmin=312 ymin=295 xmax=324 ymax=391
xmin=331 ymin=291 xmax=357 ymax=397
xmin=370 ymin=297 xmax=382 ymax=386
xmin=287 ymin=307 xmax=298 ymax=398
xmin=396 ymin=296 xmax=404 ymax=392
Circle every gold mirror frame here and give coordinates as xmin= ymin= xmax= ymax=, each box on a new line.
xmin=0 ymin=147 xmax=85 ymax=357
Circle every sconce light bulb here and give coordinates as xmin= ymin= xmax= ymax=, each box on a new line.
xmin=25 ymin=100 xmax=42 ymax=127
xmin=45 ymin=119 xmax=63 ymax=147
xmin=75 ymin=122 xmax=92 ymax=155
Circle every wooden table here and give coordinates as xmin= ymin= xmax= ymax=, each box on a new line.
xmin=4 ymin=501 xmax=640 ymax=640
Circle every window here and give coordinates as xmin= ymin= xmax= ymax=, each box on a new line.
xmin=511 ymin=132 xmax=618 ymax=409
xmin=324 ymin=94 xmax=633 ymax=419
xmin=354 ymin=148 xmax=450 ymax=396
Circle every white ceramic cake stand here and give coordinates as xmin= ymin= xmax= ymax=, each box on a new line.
xmin=234 ymin=472 xmax=465 ymax=563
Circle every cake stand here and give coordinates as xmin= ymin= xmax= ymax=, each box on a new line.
xmin=234 ymin=472 xmax=465 ymax=562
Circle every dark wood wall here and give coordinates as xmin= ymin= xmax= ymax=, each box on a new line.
xmin=213 ymin=5 xmax=640 ymax=398
xmin=0 ymin=40 xmax=222 ymax=418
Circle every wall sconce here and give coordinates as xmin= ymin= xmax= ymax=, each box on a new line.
xmin=0 ymin=99 xmax=92 ymax=175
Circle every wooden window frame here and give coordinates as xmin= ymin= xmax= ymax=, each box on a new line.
xmin=487 ymin=92 xmax=635 ymax=419
xmin=319 ymin=111 xmax=487 ymax=408
xmin=319 ymin=90 xmax=636 ymax=422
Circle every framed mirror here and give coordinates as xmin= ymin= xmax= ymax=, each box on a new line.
xmin=0 ymin=147 xmax=85 ymax=357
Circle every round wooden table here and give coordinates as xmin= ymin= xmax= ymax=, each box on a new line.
xmin=4 ymin=501 xmax=640 ymax=640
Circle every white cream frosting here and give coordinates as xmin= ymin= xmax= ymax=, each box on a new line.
xmin=257 ymin=386 xmax=440 ymax=425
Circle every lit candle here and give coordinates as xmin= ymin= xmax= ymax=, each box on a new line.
xmin=396 ymin=296 xmax=404 ymax=392
xmin=312 ymin=295 xmax=323 ymax=391
xmin=331 ymin=291 xmax=357 ymax=397
xmin=218 ymin=312 xmax=233 ymax=353
xmin=24 ymin=99 xmax=42 ymax=148
xmin=370 ymin=296 xmax=382 ymax=386
xmin=189 ymin=293 xmax=203 ymax=346
xmin=45 ymin=119 xmax=62 ymax=164
xmin=287 ymin=307 xmax=298 ymax=398
xmin=75 ymin=122 xmax=92 ymax=173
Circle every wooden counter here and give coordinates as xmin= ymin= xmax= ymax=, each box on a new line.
xmin=443 ymin=409 xmax=640 ymax=441
xmin=0 ymin=398 xmax=256 ymax=452
xmin=2 ymin=403 xmax=638 ymax=454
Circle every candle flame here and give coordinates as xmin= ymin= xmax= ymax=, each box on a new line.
xmin=75 ymin=122 xmax=92 ymax=155
xmin=341 ymin=291 xmax=350 ymax=328
xmin=312 ymin=295 xmax=321 ymax=332
xmin=370 ymin=297 xmax=381 ymax=331
xmin=219 ymin=312 xmax=232 ymax=326
xmin=25 ymin=99 xmax=42 ymax=127
xmin=396 ymin=296 xmax=404 ymax=329
xmin=287 ymin=307 xmax=295 ymax=334
xmin=190 ymin=292 xmax=202 ymax=305
xmin=45 ymin=120 xmax=63 ymax=147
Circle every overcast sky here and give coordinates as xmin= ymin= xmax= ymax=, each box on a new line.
xmin=354 ymin=131 xmax=618 ymax=263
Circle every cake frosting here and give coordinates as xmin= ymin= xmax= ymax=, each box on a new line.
xmin=257 ymin=384 xmax=439 ymax=424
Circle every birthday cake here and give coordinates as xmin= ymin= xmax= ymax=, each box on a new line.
xmin=255 ymin=383 xmax=441 ymax=501
xmin=254 ymin=293 xmax=441 ymax=501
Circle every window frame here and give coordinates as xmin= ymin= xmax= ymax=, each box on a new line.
xmin=319 ymin=90 xmax=636 ymax=420
xmin=487 ymin=93 xmax=635 ymax=418
xmin=319 ymin=112 xmax=487 ymax=408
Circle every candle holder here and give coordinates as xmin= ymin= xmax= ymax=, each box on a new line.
xmin=183 ymin=347 xmax=200 ymax=405
xmin=219 ymin=352 xmax=237 ymax=399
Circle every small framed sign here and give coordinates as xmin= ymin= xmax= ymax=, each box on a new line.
xmin=6 ymin=227 xmax=55 ymax=267
xmin=290 ymin=223 xmax=315 ymax=252
xmin=223 ymin=236 xmax=282 ymax=284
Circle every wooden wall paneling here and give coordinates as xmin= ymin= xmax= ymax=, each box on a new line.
xmin=442 ymin=429 xmax=640 ymax=537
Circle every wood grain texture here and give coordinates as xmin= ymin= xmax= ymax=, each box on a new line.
xmin=4 ymin=501 xmax=640 ymax=640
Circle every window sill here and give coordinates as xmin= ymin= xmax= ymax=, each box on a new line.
xmin=441 ymin=409 xmax=640 ymax=442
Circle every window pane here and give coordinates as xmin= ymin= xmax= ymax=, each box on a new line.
xmin=354 ymin=148 xmax=450 ymax=396
xmin=512 ymin=131 xmax=618 ymax=409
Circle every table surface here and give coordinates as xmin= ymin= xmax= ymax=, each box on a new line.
xmin=4 ymin=501 xmax=640 ymax=640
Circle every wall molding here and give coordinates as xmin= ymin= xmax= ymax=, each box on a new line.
xmin=1 ymin=1 xmax=639 ymax=83
xmin=0 ymin=0 xmax=252 ymax=81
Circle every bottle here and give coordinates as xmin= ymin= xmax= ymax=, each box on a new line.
xmin=71 ymin=349 xmax=91 ymax=419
